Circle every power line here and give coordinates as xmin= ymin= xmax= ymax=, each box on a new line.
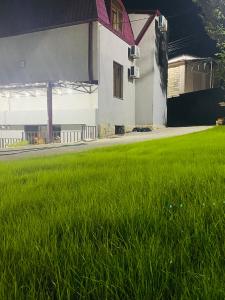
xmin=97 ymin=7 xmax=199 ymax=30
xmin=97 ymin=11 xmax=203 ymax=54
xmin=169 ymin=34 xmax=199 ymax=45
xmin=98 ymin=16 xmax=150 ymax=28
xmin=168 ymin=33 xmax=204 ymax=53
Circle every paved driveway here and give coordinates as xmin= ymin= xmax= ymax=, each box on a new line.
xmin=0 ymin=126 xmax=211 ymax=161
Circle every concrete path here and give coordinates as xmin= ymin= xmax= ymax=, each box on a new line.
xmin=0 ymin=126 xmax=211 ymax=161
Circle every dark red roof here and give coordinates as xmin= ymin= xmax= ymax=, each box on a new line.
xmin=0 ymin=0 xmax=134 ymax=44
xmin=99 ymin=0 xmax=134 ymax=45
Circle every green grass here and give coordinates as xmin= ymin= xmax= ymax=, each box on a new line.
xmin=0 ymin=127 xmax=225 ymax=299
xmin=7 ymin=140 xmax=29 ymax=148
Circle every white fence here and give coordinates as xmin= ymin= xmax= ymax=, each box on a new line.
xmin=57 ymin=131 xmax=82 ymax=144
xmin=82 ymin=126 xmax=97 ymax=141
xmin=0 ymin=126 xmax=97 ymax=148
xmin=0 ymin=138 xmax=23 ymax=148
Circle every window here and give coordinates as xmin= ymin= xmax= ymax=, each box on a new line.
xmin=111 ymin=0 xmax=123 ymax=32
xmin=113 ymin=62 xmax=123 ymax=99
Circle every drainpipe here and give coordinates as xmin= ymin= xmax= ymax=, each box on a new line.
xmin=47 ymin=82 xmax=53 ymax=143
xmin=88 ymin=22 xmax=94 ymax=83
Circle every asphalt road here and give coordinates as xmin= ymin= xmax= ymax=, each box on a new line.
xmin=0 ymin=126 xmax=211 ymax=161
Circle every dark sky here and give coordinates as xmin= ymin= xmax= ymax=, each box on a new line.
xmin=124 ymin=0 xmax=216 ymax=58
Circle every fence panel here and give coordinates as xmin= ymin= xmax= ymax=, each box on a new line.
xmin=0 ymin=138 xmax=22 ymax=149
xmin=61 ymin=130 xmax=82 ymax=144
xmin=0 ymin=126 xmax=97 ymax=148
xmin=82 ymin=126 xmax=97 ymax=141
xmin=167 ymin=87 xmax=225 ymax=127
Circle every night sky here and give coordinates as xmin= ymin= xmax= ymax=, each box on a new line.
xmin=125 ymin=0 xmax=216 ymax=58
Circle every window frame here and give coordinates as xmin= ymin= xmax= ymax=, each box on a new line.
xmin=111 ymin=0 xmax=123 ymax=33
xmin=113 ymin=61 xmax=124 ymax=100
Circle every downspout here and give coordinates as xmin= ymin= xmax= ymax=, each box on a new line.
xmin=47 ymin=82 xmax=53 ymax=143
xmin=88 ymin=21 xmax=98 ymax=136
xmin=88 ymin=22 xmax=94 ymax=83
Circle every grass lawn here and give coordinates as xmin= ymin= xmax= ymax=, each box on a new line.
xmin=0 ymin=127 xmax=225 ymax=299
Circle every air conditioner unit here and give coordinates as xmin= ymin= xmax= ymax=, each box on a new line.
xmin=129 ymin=66 xmax=140 ymax=79
xmin=129 ymin=45 xmax=141 ymax=59
xmin=158 ymin=15 xmax=168 ymax=32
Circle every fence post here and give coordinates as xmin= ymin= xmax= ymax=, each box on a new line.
xmin=81 ymin=125 xmax=84 ymax=141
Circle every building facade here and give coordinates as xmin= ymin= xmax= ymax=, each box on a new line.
xmin=0 ymin=0 xmax=168 ymax=141
xmin=168 ymin=55 xmax=217 ymax=98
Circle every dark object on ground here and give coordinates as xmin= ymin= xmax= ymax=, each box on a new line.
xmin=115 ymin=126 xmax=125 ymax=135
xmin=216 ymin=117 xmax=225 ymax=126
xmin=132 ymin=127 xmax=152 ymax=132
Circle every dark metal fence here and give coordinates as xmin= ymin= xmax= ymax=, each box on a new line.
xmin=167 ymin=87 xmax=225 ymax=127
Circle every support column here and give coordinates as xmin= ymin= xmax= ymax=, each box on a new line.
xmin=47 ymin=82 xmax=53 ymax=143
xmin=88 ymin=22 xmax=94 ymax=83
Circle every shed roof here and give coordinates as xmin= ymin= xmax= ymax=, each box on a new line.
xmin=169 ymin=55 xmax=203 ymax=64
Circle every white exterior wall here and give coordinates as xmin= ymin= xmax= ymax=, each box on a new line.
xmin=0 ymin=130 xmax=24 ymax=139
xmin=130 ymin=14 xmax=167 ymax=127
xmin=53 ymin=92 xmax=97 ymax=125
xmin=0 ymin=23 xmax=98 ymax=84
xmin=97 ymin=24 xmax=135 ymax=136
xmin=0 ymin=91 xmax=98 ymax=126
xmin=130 ymin=14 xmax=155 ymax=125
xmin=0 ymin=22 xmax=98 ymax=128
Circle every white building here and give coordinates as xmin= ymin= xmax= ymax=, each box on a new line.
xmin=0 ymin=0 xmax=168 ymax=142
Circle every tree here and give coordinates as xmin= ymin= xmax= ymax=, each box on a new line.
xmin=194 ymin=0 xmax=225 ymax=78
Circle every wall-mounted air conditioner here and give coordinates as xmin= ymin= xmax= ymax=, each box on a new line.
xmin=158 ymin=15 xmax=168 ymax=32
xmin=129 ymin=45 xmax=141 ymax=60
xmin=129 ymin=66 xmax=140 ymax=79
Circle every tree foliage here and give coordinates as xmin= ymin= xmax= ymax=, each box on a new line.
xmin=194 ymin=0 xmax=225 ymax=77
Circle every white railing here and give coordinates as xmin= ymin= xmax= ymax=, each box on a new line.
xmin=82 ymin=126 xmax=97 ymax=141
xmin=0 ymin=138 xmax=22 ymax=149
xmin=0 ymin=126 xmax=97 ymax=148
xmin=59 ymin=131 xmax=82 ymax=144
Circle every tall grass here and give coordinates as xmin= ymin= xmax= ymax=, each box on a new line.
xmin=0 ymin=127 xmax=225 ymax=299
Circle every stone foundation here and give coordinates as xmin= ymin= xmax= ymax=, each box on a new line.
xmin=98 ymin=124 xmax=166 ymax=138
xmin=98 ymin=124 xmax=135 ymax=138
xmin=98 ymin=124 xmax=115 ymax=138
